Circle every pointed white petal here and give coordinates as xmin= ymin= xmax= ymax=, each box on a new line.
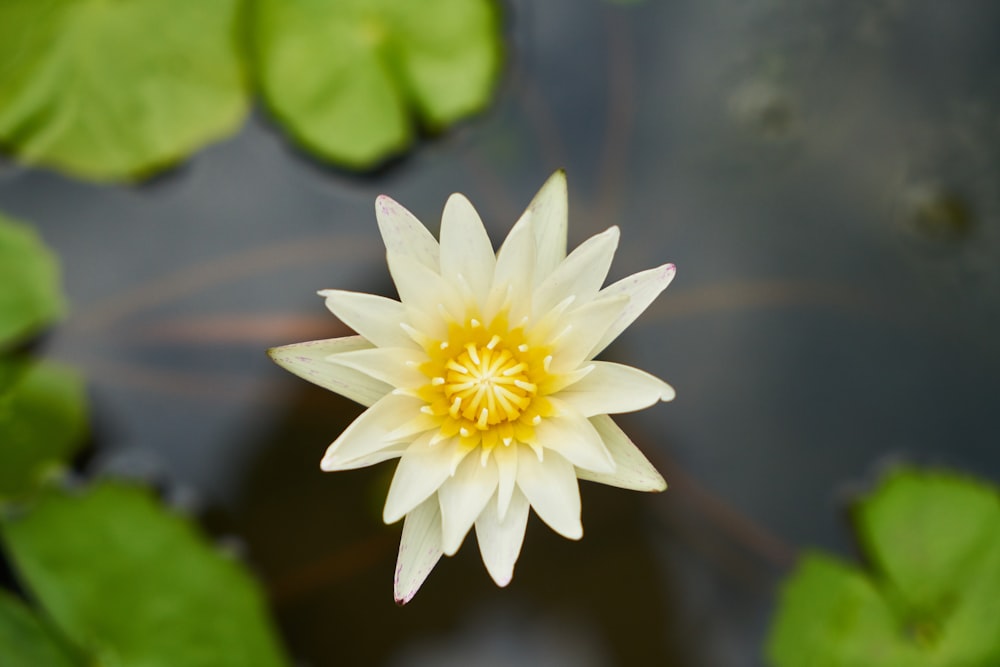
xmin=514 ymin=170 xmax=567 ymax=284
xmin=319 ymin=289 xmax=414 ymax=349
xmin=533 ymin=226 xmax=619 ymax=316
xmin=516 ymin=446 xmax=582 ymax=539
xmin=438 ymin=453 xmax=499 ymax=556
xmin=488 ymin=214 xmax=536 ymax=322
xmin=494 ymin=441 xmax=518 ymax=520
xmin=590 ymin=263 xmax=676 ymax=357
xmin=383 ymin=437 xmax=464 ymax=524
xmin=577 ymin=415 xmax=667 ymax=491
xmin=387 ymin=250 xmax=465 ymax=336
xmin=475 ymin=488 xmax=530 ymax=587
xmin=321 ymin=393 xmax=423 ymax=470
xmin=326 ymin=346 xmax=427 ymax=390
xmin=394 ymin=495 xmax=443 ymax=604
xmin=440 ymin=193 xmax=496 ymax=308
xmin=548 ymin=296 xmax=629 ymax=372
xmin=557 ymin=361 xmax=675 ymax=416
xmin=535 ymin=402 xmax=614 ymax=473
xmin=375 ymin=195 xmax=439 ymax=271
xmin=268 ymin=337 xmax=390 ymax=407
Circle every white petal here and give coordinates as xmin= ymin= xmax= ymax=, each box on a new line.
xmin=547 ymin=295 xmax=629 ymax=372
xmin=387 ymin=250 xmax=465 ymax=336
xmin=319 ymin=289 xmax=414 ymax=349
xmin=394 ymin=495 xmax=443 ymax=604
xmin=494 ymin=441 xmax=518 ymax=520
xmin=557 ymin=361 xmax=675 ymax=416
xmin=475 ymin=487 xmax=530 ymax=587
xmin=533 ymin=226 xmax=619 ymax=316
xmin=516 ymin=446 xmax=582 ymax=539
xmin=437 ymin=453 xmax=499 ymax=556
xmin=321 ymin=393 xmax=423 ymax=470
xmin=577 ymin=415 xmax=667 ymax=491
xmin=589 ymin=263 xmax=676 ymax=357
xmin=326 ymin=346 xmax=427 ymax=390
xmin=375 ymin=195 xmax=439 ymax=272
xmin=488 ymin=214 xmax=536 ymax=322
xmin=535 ymin=402 xmax=614 ymax=473
xmin=383 ymin=437 xmax=465 ymax=524
xmin=268 ymin=337 xmax=390 ymax=407
xmin=514 ymin=170 xmax=567 ymax=284
xmin=440 ymin=193 xmax=496 ymax=308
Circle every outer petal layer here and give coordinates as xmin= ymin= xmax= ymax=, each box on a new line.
xmin=394 ymin=496 xmax=443 ymax=605
xmin=576 ymin=415 xmax=667 ymax=492
xmin=268 ymin=337 xmax=390 ymax=407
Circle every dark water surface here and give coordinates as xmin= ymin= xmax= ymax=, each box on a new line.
xmin=2 ymin=1 xmax=999 ymax=665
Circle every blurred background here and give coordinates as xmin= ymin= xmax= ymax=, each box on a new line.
xmin=1 ymin=0 xmax=999 ymax=665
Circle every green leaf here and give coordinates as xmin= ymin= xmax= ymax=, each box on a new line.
xmin=252 ymin=0 xmax=503 ymax=169
xmin=0 ymin=213 xmax=65 ymax=350
xmin=767 ymin=469 xmax=1000 ymax=667
xmin=0 ymin=0 xmax=248 ymax=181
xmin=0 ymin=359 xmax=87 ymax=504
xmin=1 ymin=482 xmax=290 ymax=667
xmin=0 ymin=589 xmax=84 ymax=667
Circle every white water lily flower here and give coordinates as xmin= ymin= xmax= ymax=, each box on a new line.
xmin=269 ymin=171 xmax=675 ymax=604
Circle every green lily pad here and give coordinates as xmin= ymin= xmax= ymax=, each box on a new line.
xmin=0 ymin=359 xmax=87 ymax=504
xmin=0 ymin=213 xmax=65 ymax=350
xmin=0 ymin=0 xmax=248 ymax=181
xmin=252 ymin=0 xmax=503 ymax=169
xmin=767 ymin=469 xmax=1000 ymax=667
xmin=1 ymin=482 xmax=290 ymax=667
xmin=0 ymin=590 xmax=84 ymax=667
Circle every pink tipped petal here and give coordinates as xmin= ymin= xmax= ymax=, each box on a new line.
xmin=533 ymin=226 xmax=619 ymax=316
xmin=326 ymin=346 xmax=427 ymax=390
xmin=533 ymin=402 xmax=615 ymax=473
xmin=577 ymin=415 xmax=667 ymax=492
xmin=394 ymin=496 xmax=443 ymax=604
xmin=515 ymin=170 xmax=568 ymax=284
xmin=557 ymin=361 xmax=675 ymax=416
xmin=383 ymin=437 xmax=465 ymax=524
xmin=589 ymin=263 xmax=676 ymax=357
xmin=516 ymin=446 xmax=583 ymax=540
xmin=438 ymin=454 xmax=499 ymax=556
xmin=375 ymin=195 xmax=439 ymax=271
xmin=319 ymin=289 xmax=414 ymax=349
xmin=475 ymin=488 xmax=530 ymax=587
xmin=268 ymin=337 xmax=390 ymax=407
xmin=440 ymin=193 xmax=496 ymax=308
xmin=321 ymin=393 xmax=424 ymax=470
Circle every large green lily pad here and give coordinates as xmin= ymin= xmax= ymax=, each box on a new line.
xmin=0 ymin=590 xmax=83 ymax=667
xmin=0 ymin=0 xmax=248 ymax=181
xmin=1 ymin=482 xmax=289 ymax=667
xmin=767 ymin=469 xmax=1000 ymax=666
xmin=0 ymin=213 xmax=64 ymax=350
xmin=0 ymin=359 xmax=87 ymax=504
xmin=252 ymin=0 xmax=503 ymax=169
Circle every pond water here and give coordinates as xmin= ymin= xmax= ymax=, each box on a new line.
xmin=2 ymin=0 xmax=999 ymax=665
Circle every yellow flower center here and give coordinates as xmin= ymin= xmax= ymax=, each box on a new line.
xmin=444 ymin=339 xmax=536 ymax=429
xmin=416 ymin=313 xmax=554 ymax=453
